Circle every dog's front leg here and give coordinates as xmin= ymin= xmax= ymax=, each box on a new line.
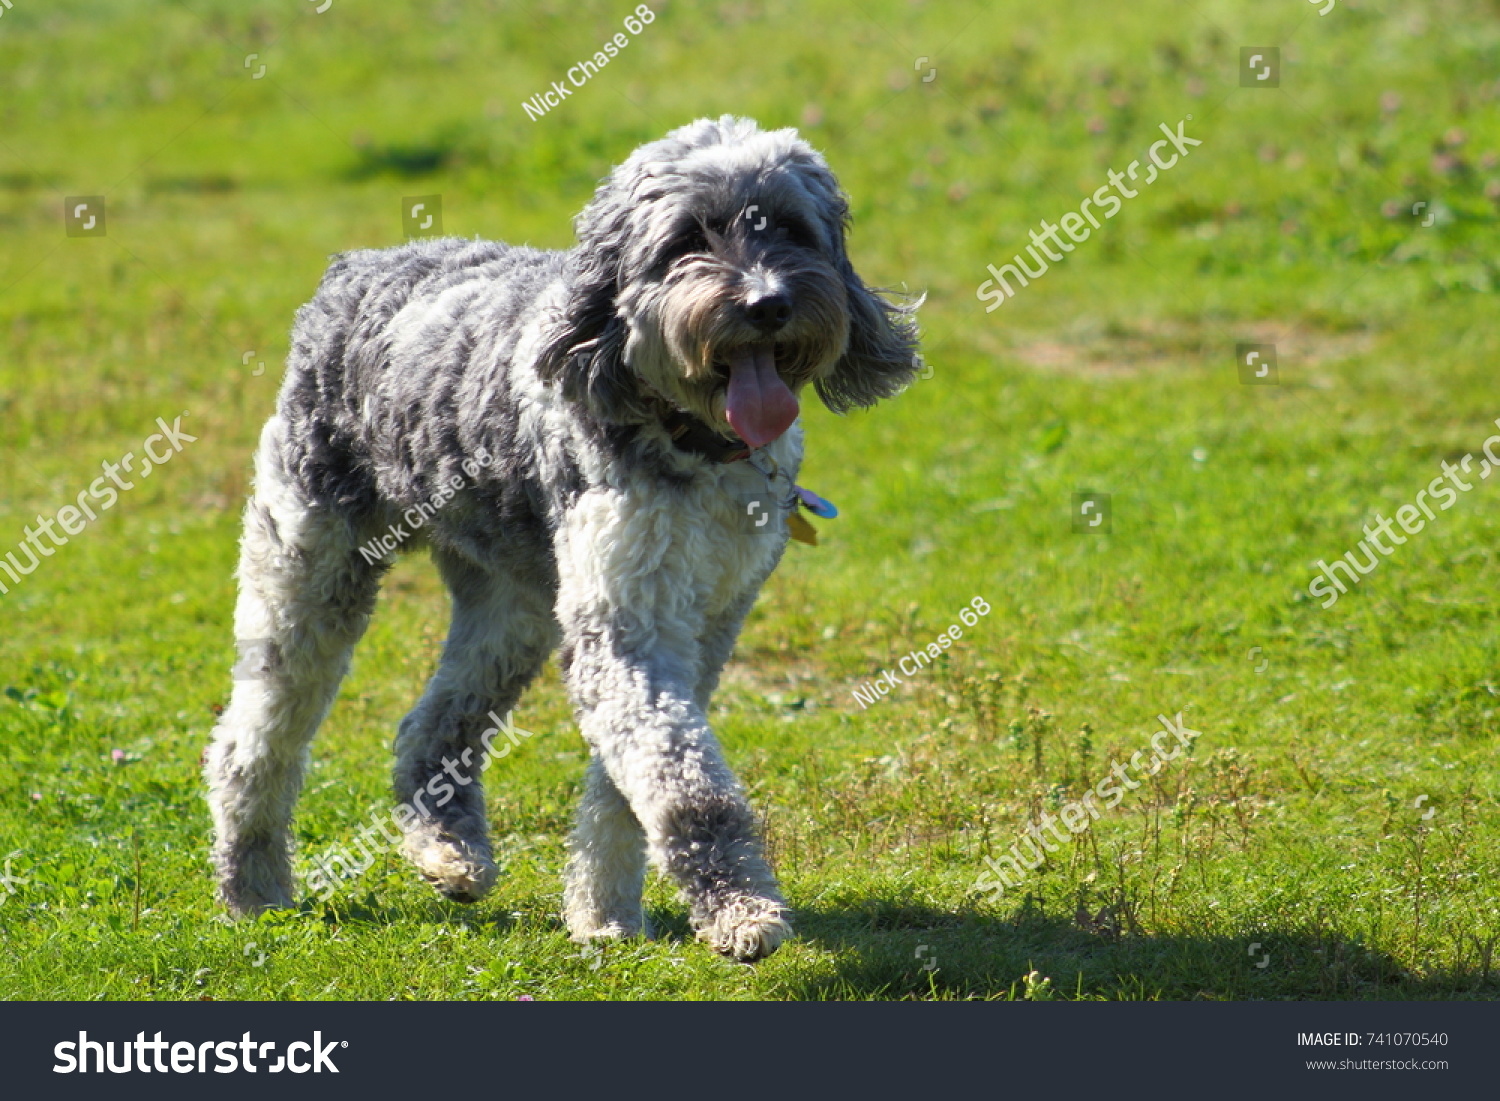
xmin=562 ymin=753 xmax=650 ymax=942
xmin=555 ymin=495 xmax=790 ymax=961
xmin=562 ymin=628 xmax=789 ymax=960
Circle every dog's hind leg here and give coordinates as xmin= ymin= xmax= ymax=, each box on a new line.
xmin=563 ymin=754 xmax=649 ymax=941
xmin=393 ymin=550 xmax=555 ymax=903
xmin=205 ymin=416 xmax=385 ymax=916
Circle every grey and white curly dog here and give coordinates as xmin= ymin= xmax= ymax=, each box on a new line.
xmin=204 ymin=115 xmax=919 ymax=961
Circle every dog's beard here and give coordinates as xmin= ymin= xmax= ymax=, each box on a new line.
xmin=622 ymin=255 xmax=850 ymax=446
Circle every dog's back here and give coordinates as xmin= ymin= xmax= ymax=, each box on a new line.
xmin=275 ymin=238 xmax=563 ymax=522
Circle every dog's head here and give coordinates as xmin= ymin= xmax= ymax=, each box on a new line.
xmin=536 ymin=115 xmax=921 ymax=447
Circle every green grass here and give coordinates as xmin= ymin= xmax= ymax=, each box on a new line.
xmin=1 ymin=0 xmax=1498 ymax=1000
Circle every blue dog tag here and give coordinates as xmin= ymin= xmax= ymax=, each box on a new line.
xmin=794 ymin=485 xmax=838 ymax=519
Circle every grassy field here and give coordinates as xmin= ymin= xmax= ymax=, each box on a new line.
xmin=1 ymin=0 xmax=1498 ymax=1000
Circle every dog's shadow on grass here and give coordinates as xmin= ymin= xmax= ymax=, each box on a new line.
xmin=764 ymin=899 xmax=1499 ymax=1001
xmin=300 ymin=891 xmax=1497 ymax=1000
xmin=299 ymin=893 xmax=529 ymax=936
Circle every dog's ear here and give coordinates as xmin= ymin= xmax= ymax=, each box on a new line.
xmin=788 ymin=150 xmax=923 ymax=413
xmin=534 ymin=186 xmax=651 ymax=424
xmin=815 ymin=251 xmax=924 ymax=413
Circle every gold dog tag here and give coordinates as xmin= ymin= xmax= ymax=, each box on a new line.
xmin=787 ymin=510 xmax=818 ymax=545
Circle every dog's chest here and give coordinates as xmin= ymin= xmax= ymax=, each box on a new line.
xmin=558 ymin=458 xmax=794 ymax=620
xmin=681 ymin=466 xmax=789 ymax=610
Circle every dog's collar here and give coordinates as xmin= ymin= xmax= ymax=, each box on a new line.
xmin=659 ymin=408 xmax=751 ymax=464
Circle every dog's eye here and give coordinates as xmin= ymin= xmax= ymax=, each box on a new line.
xmin=665 ymin=227 xmax=709 ymax=262
xmin=773 ymin=219 xmax=816 ymax=247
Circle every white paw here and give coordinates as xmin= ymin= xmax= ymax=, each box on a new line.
xmin=564 ymin=900 xmax=653 ymax=942
xmin=701 ymin=897 xmax=792 ymax=962
xmin=567 ymin=917 xmax=652 ymax=943
xmin=404 ymin=834 xmax=497 ymax=903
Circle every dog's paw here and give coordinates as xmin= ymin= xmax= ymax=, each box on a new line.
xmin=563 ymin=894 xmax=653 ymax=942
xmin=699 ymin=897 xmax=792 ymax=962
xmin=567 ymin=915 xmax=653 ymax=943
xmin=220 ymin=885 xmax=294 ymax=919
xmin=214 ymin=845 xmax=295 ymax=917
xmin=404 ymin=833 xmax=498 ymax=903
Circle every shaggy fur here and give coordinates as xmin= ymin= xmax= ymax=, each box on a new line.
xmin=204 ymin=115 xmax=920 ymax=961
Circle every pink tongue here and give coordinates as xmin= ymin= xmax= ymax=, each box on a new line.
xmin=724 ymin=346 xmax=798 ymax=449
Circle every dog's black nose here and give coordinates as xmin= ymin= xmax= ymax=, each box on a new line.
xmin=744 ymin=293 xmax=792 ymax=334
